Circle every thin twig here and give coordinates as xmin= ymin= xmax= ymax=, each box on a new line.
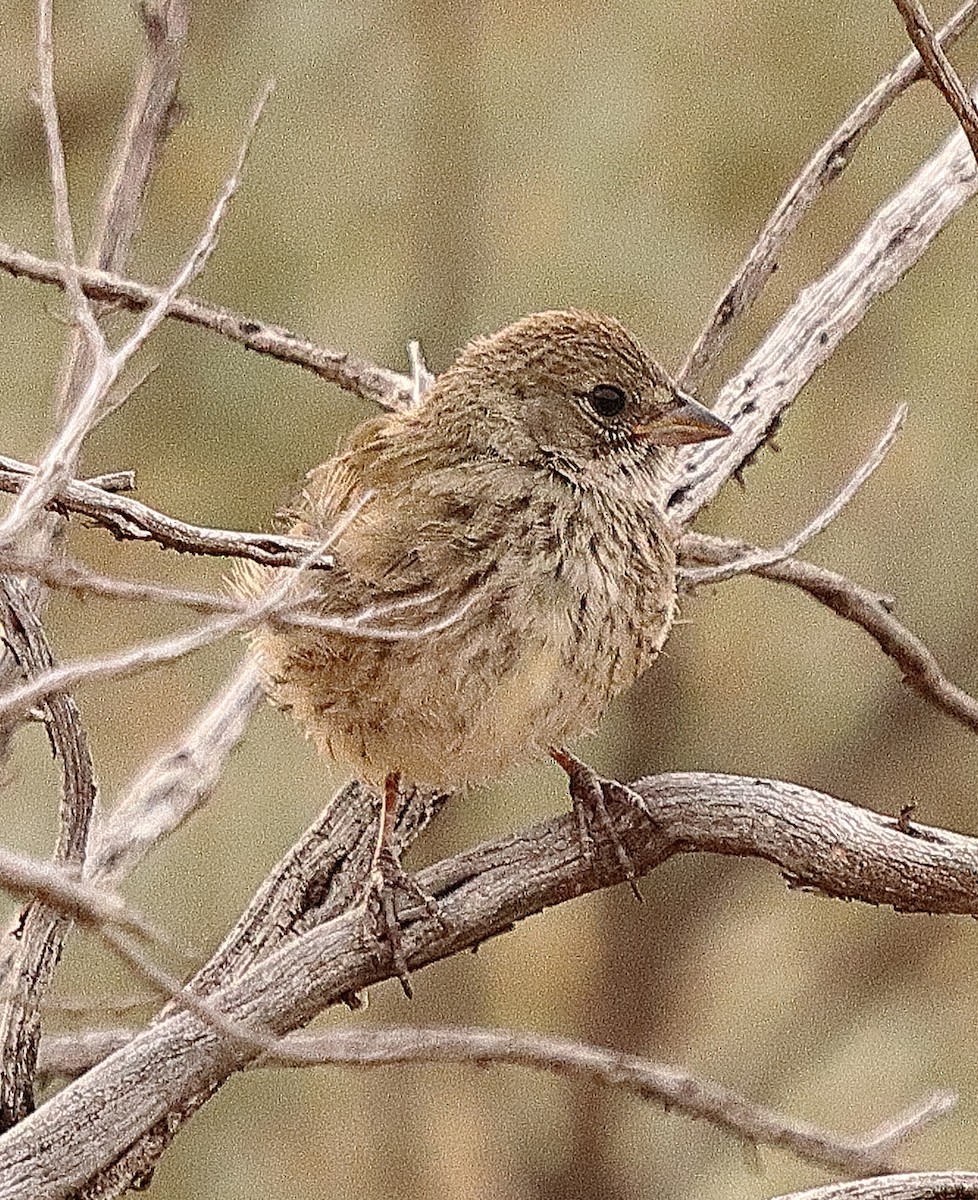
xmin=0 ymin=534 xmax=330 ymax=723
xmin=0 ymin=454 xmax=326 ymax=568
xmin=0 ymin=846 xmax=153 ymax=943
xmin=0 ymin=240 xmax=417 ymax=408
xmin=0 ymin=563 xmax=476 ymax=721
xmin=682 ymin=534 xmax=978 ymax=734
xmin=81 ymin=470 xmax=135 ymax=493
xmin=32 ymin=0 xmax=103 ymax=362
xmin=407 ymin=338 xmax=435 ymax=407
xmin=892 ymin=0 xmax=978 ymax=163
xmin=678 ymin=0 xmax=978 ymax=391
xmin=32 ymin=992 xmax=156 ymax=1017
xmin=0 ymin=865 xmax=334 ymax=1070
xmin=94 ymin=927 xmax=325 ymax=1064
xmin=683 ymin=405 xmax=906 ymax=586
xmin=106 ymin=79 xmax=274 ymax=407
xmin=0 ymin=548 xmax=453 ymax=642
xmin=0 ymin=488 xmax=481 ymax=718
xmin=0 ymin=82 xmax=273 ymax=546
xmin=0 ymin=547 xmax=253 ymax=612
xmin=267 ymin=1032 xmax=950 ymax=1178
xmin=50 ymin=0 xmax=188 ymax=438
xmin=264 ymin=1028 xmax=952 ymax=1176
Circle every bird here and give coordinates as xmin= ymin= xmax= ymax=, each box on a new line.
xmin=238 ymin=309 xmax=730 ymax=982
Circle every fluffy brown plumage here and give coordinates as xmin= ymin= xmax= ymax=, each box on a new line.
xmin=239 ymin=310 xmax=729 ymax=791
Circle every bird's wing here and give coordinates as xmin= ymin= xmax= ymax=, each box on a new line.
xmin=290 ymin=425 xmax=534 ymax=634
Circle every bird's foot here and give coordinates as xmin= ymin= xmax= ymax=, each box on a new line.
xmin=549 ymin=746 xmax=651 ymax=901
xmin=361 ymin=842 xmax=447 ymax=1000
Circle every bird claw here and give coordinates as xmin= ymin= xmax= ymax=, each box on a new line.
xmin=550 ymin=746 xmax=652 ymax=901
xmin=361 ymin=845 xmax=447 ymax=999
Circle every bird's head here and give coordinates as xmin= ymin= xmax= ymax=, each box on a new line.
xmin=425 ymin=309 xmax=731 ymax=488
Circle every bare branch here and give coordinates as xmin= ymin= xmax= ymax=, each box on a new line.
xmin=0 ymin=0 xmax=196 ymax=1148
xmin=0 ymin=865 xmax=327 ymax=1071
xmin=2 ymin=770 xmax=977 ymax=1196
xmin=80 ymin=470 xmax=135 ymax=493
xmin=87 ymin=0 xmax=190 ymax=276
xmin=0 ymin=847 xmax=151 ymax=943
xmin=30 ymin=1024 xmax=955 ymax=1178
xmin=0 ymin=548 xmax=452 ymax=646
xmin=263 ymin=1029 xmax=952 ymax=1176
xmin=0 ymin=576 xmax=97 ymax=1129
xmin=106 ymin=80 xmax=273 ymax=403
xmin=32 ymin=0 xmax=103 ymax=361
xmin=50 ymin=0 xmax=189 ymax=435
xmin=0 ymin=548 xmax=267 ymax=614
xmin=4 ymin=7 xmax=977 ymax=1195
xmin=771 ymin=1171 xmax=978 ymax=1200
xmin=891 ymin=0 xmax=978 ymax=163
xmin=683 ymin=405 xmax=906 ymax=586
xmin=0 ymin=82 xmax=272 ymax=546
xmin=0 ymin=455 xmax=326 ymax=568
xmin=670 ymin=104 xmax=978 ymax=524
xmin=89 ymin=657 xmax=263 ymax=885
xmin=37 ymin=1030 xmax=134 ymax=1080
xmin=407 ymin=338 xmax=435 ymax=407
xmin=0 ymin=240 xmax=417 ymax=408
xmin=682 ymin=534 xmax=978 ymax=736
xmin=0 ymin=528 xmax=333 ymax=722
xmin=678 ymin=0 xmax=978 ymax=391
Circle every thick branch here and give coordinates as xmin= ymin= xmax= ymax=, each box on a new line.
xmin=1 ymin=770 xmax=976 ymax=1197
xmin=773 ymin=1172 xmax=978 ymax=1199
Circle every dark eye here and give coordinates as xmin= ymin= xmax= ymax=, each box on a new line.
xmin=587 ymin=384 xmax=628 ymax=419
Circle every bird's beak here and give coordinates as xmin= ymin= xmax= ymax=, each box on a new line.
xmin=631 ymin=391 xmax=732 ymax=446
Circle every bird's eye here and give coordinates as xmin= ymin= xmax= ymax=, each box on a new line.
xmin=587 ymin=384 xmax=628 ymax=419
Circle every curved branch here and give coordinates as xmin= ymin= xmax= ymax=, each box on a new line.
xmin=682 ymin=532 xmax=978 ymax=736
xmin=32 ymin=1025 xmax=955 ymax=1180
xmin=772 ymin=1171 xmax=978 ymax=1199
xmin=1 ymin=770 xmax=976 ymax=1197
xmin=0 ymin=578 xmax=97 ymax=1128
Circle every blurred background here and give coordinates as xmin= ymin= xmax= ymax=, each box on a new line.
xmin=2 ymin=0 xmax=978 ymax=1196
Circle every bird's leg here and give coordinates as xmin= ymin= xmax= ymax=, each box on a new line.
xmin=549 ymin=746 xmax=649 ymax=902
xmin=363 ymin=770 xmax=445 ymax=998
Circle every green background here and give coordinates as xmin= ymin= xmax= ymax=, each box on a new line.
xmin=1 ymin=1 xmax=978 ymax=1197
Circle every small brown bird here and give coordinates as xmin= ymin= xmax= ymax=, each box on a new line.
xmin=241 ymin=310 xmax=729 ymax=958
